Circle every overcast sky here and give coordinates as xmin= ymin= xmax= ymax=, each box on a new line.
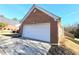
xmin=0 ymin=4 xmax=79 ymax=26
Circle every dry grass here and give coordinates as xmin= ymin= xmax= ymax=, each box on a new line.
xmin=61 ymin=36 xmax=79 ymax=55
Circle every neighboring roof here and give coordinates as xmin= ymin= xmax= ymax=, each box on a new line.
xmin=21 ymin=4 xmax=60 ymax=23
xmin=0 ymin=16 xmax=19 ymax=26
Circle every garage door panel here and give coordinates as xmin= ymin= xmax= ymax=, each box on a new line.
xmin=22 ymin=23 xmax=50 ymax=42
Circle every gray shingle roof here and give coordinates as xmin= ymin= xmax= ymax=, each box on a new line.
xmin=0 ymin=16 xmax=19 ymax=26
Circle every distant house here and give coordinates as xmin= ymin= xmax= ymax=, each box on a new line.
xmin=0 ymin=16 xmax=19 ymax=31
xmin=2 ymin=25 xmax=17 ymax=31
xmin=19 ymin=5 xmax=63 ymax=45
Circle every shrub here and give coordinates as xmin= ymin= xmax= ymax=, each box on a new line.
xmin=0 ymin=22 xmax=7 ymax=27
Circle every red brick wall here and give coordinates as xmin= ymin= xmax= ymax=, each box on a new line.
xmin=19 ymin=8 xmax=59 ymax=44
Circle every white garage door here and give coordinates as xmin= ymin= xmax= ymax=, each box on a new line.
xmin=22 ymin=23 xmax=50 ymax=42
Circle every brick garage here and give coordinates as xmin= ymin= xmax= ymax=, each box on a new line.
xmin=19 ymin=5 xmax=63 ymax=45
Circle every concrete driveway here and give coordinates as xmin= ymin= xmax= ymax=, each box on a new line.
xmin=0 ymin=35 xmax=51 ymax=55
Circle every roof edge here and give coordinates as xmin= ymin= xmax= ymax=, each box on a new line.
xmin=34 ymin=5 xmax=60 ymax=20
xmin=21 ymin=4 xmax=61 ymax=23
xmin=21 ymin=4 xmax=35 ymax=23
